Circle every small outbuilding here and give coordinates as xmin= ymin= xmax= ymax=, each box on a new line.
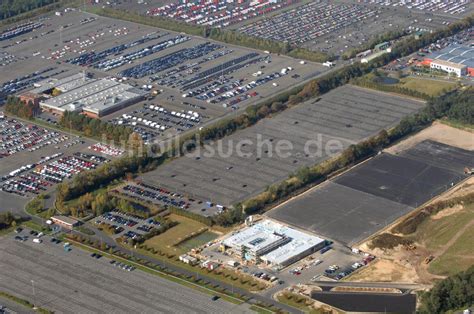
xmin=51 ymin=215 xmax=79 ymax=230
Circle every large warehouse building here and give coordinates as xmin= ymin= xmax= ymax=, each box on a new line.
xmin=222 ymin=219 xmax=326 ymax=267
xmin=32 ymin=73 xmax=145 ymax=118
xmin=423 ymin=43 xmax=474 ymax=77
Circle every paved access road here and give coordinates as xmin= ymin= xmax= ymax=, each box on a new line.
xmin=0 ymin=233 xmax=254 ymax=314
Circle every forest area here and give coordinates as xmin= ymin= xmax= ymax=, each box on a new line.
xmin=0 ymin=0 xmax=57 ymax=20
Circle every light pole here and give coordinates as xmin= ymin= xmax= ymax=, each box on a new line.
xmin=31 ymin=280 xmax=37 ymax=310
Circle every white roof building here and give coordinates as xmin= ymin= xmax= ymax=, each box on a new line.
xmin=38 ymin=73 xmax=145 ymax=116
xmin=223 ymin=220 xmax=326 ymax=267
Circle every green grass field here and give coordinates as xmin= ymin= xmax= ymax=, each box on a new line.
xmin=177 ymin=231 xmax=218 ymax=252
xmin=440 ymin=119 xmax=474 ymax=131
xmin=413 ymin=203 xmax=474 ymax=276
xmin=144 ymin=214 xmax=208 ymax=254
xmin=397 ymin=77 xmax=456 ymax=97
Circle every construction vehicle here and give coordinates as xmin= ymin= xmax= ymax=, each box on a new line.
xmin=424 ymin=255 xmax=435 ymax=264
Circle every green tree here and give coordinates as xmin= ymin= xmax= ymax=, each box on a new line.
xmin=418 ymin=265 xmax=474 ymax=313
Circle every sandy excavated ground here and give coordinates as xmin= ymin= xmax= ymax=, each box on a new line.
xmin=345 ymin=123 xmax=473 ymax=285
xmin=347 ymin=257 xmax=420 ymax=283
xmin=351 ymin=177 xmax=474 ymax=285
xmin=385 ymin=121 xmax=474 ymax=155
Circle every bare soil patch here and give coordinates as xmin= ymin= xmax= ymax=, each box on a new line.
xmin=385 ymin=122 xmax=474 ymax=155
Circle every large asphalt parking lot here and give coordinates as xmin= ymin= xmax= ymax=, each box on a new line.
xmin=141 ymin=85 xmax=425 ymax=207
xmin=268 ymin=140 xmax=472 ymax=245
xmin=0 ymin=232 xmax=253 ymax=314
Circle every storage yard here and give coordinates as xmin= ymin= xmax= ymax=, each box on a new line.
xmin=0 ymin=113 xmax=124 ymax=211
xmin=267 ymin=140 xmax=472 ymax=245
xmin=0 ymin=232 xmax=251 ymax=313
xmin=238 ymin=0 xmax=465 ymax=54
xmin=357 ymin=0 xmax=472 ymax=16
xmin=145 ymin=0 xmax=300 ymax=28
xmin=239 ymin=2 xmax=377 ymax=45
xmin=115 ymin=182 xmax=212 ymax=215
xmin=0 ymin=0 xmax=472 ymax=311
xmin=0 ymin=9 xmax=326 ymax=143
xmin=141 ymin=85 xmax=425 ymax=208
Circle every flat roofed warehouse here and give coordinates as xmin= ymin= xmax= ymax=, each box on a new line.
xmin=424 ymin=43 xmax=474 ymax=76
xmin=222 ymin=220 xmax=325 ymax=267
xmin=38 ymin=74 xmax=145 ymax=117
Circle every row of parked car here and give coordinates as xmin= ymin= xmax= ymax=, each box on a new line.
xmin=367 ymin=0 xmax=469 ymax=15
xmin=113 ymin=103 xmax=202 ymax=137
xmin=0 ymin=51 xmax=18 ymax=67
xmin=89 ymin=143 xmax=124 ymax=156
xmin=32 ymin=156 xmax=98 ymax=182
xmin=95 ymin=35 xmax=189 ymax=72
xmin=119 ymin=42 xmax=222 ymax=79
xmin=100 ymin=212 xmax=139 ymax=228
xmin=0 ymin=118 xmax=67 ymax=157
xmin=252 ymin=271 xmax=280 ymax=283
xmin=180 ymin=52 xmax=261 ymax=91
xmin=110 ymin=260 xmax=136 ymax=271
xmin=239 ymin=2 xmax=376 ymax=45
xmin=211 ymin=71 xmax=284 ymax=105
xmin=0 ymin=67 xmax=57 ymax=102
xmin=67 ymin=33 xmax=160 ymax=67
xmin=147 ymin=0 xmax=298 ymax=28
xmin=0 ymin=21 xmax=43 ymax=41
xmin=324 ymin=255 xmax=375 ymax=280
xmin=1 ymin=152 xmax=106 ymax=196
xmin=73 ymin=152 xmax=109 ymax=164
xmin=122 ymin=183 xmax=191 ymax=210
xmin=0 ymin=173 xmax=51 ymax=196
xmin=154 ymin=49 xmax=233 ymax=87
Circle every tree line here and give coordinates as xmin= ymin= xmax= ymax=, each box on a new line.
xmin=418 ymin=265 xmax=474 ymax=313
xmin=350 ymin=71 xmax=433 ymax=100
xmin=4 ymin=96 xmax=39 ymax=119
xmin=0 ymin=211 xmax=18 ymax=230
xmin=59 ymin=111 xmax=134 ymax=145
xmin=56 ymin=154 xmax=161 ymax=203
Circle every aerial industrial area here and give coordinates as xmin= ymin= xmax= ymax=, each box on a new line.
xmin=0 ymin=0 xmax=473 ymax=313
